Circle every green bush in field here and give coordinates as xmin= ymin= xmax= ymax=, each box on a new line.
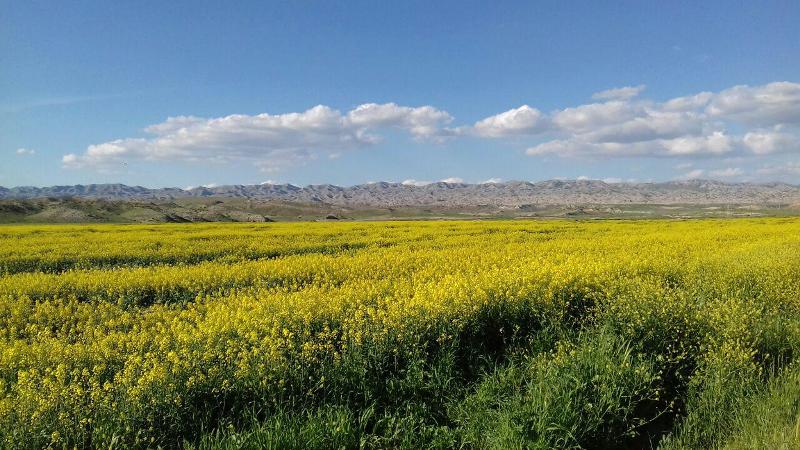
xmin=454 ymin=330 xmax=663 ymax=449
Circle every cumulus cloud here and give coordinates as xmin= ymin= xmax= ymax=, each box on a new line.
xmin=676 ymin=169 xmax=706 ymax=180
xmin=756 ymin=162 xmax=800 ymax=177
xmin=402 ymin=177 xmax=464 ymax=186
xmin=346 ymin=103 xmax=454 ymax=140
xmin=742 ymin=128 xmax=800 ymax=155
xmin=582 ymin=110 xmax=706 ymax=144
xmin=526 ymin=132 xmax=734 ymax=158
xmin=401 ymin=179 xmax=432 ymax=186
xmin=184 ymin=183 xmax=219 ymax=190
xmin=525 ymin=139 xmax=586 ymax=157
xmin=67 ymin=81 xmax=800 ymax=173
xmin=591 ymin=85 xmax=646 ymax=101
xmin=481 ymin=178 xmax=503 ymax=184
xmin=601 ymin=177 xmax=639 ymax=184
xmin=62 ymin=153 xmax=79 ymax=165
xmin=65 ymin=103 xmax=453 ymax=170
xmin=440 ymin=177 xmax=464 ymax=184
xmin=708 ymin=167 xmax=744 ymax=178
xmin=16 ymin=148 xmax=35 ymax=156
xmin=552 ymin=101 xmax=640 ymax=133
xmin=660 ymin=132 xmax=733 ymax=155
xmin=473 ymin=105 xmax=548 ymax=137
xmin=534 ymin=101 xmax=717 ymax=157
xmin=706 ymin=82 xmax=800 ymax=125
xmin=254 ymin=149 xmax=317 ymax=173
xmin=515 ymin=81 xmax=800 ymax=160
xmin=661 ymin=92 xmax=713 ymax=112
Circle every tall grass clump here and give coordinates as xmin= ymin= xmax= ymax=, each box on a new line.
xmin=454 ymin=330 xmax=664 ymax=449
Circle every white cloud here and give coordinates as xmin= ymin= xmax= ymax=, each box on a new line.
xmin=602 ymin=177 xmax=622 ymax=183
xmin=591 ymin=85 xmax=646 ymax=101
xmin=661 ymin=92 xmax=713 ymax=112
xmin=525 ymin=139 xmax=587 ymax=157
xmin=440 ymin=177 xmax=464 ymax=184
xmin=401 ymin=179 xmax=431 ymax=186
xmin=473 ymin=105 xmax=547 ymax=137
xmin=144 ymin=116 xmax=206 ymax=135
xmin=512 ymin=81 xmax=800 ymax=160
xmin=526 ymin=132 xmax=734 ymax=158
xmin=576 ymin=175 xmax=590 ymax=181
xmin=742 ymin=129 xmax=800 ymax=154
xmin=526 ymin=139 xmax=621 ymax=157
xmin=66 ymin=103 xmax=453 ymax=170
xmin=660 ymin=131 xmax=733 ymax=155
xmin=524 ymin=84 xmax=800 ymax=161
xmin=706 ymin=82 xmax=800 ymax=125
xmin=708 ymin=167 xmax=744 ymax=178
xmin=401 ymin=177 xmax=464 ymax=186
xmin=552 ymin=101 xmax=640 ymax=133
xmin=15 ymin=148 xmax=35 ymax=156
xmin=583 ymin=110 xmax=705 ymax=144
xmin=254 ymin=149 xmax=316 ymax=173
xmin=481 ymin=177 xmax=503 ymax=184
xmin=756 ymin=162 xmax=800 ymax=177
xmin=66 ymin=81 xmax=800 ymax=173
xmin=62 ymin=153 xmax=79 ymax=165
xmin=676 ymin=169 xmax=706 ymax=180
xmin=184 ymin=183 xmax=219 ymax=190
xmin=346 ymin=103 xmax=454 ymax=140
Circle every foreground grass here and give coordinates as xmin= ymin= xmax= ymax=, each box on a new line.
xmin=189 ymin=328 xmax=659 ymax=449
xmin=721 ymin=366 xmax=800 ymax=449
xmin=191 ymin=332 xmax=800 ymax=450
xmin=662 ymin=360 xmax=800 ymax=450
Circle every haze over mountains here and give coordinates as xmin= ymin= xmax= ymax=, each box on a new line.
xmin=2 ymin=180 xmax=800 ymax=206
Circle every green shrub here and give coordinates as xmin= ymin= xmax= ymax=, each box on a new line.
xmin=454 ymin=330 xmax=663 ymax=449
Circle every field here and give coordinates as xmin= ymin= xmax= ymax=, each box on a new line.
xmin=2 ymin=219 xmax=800 ymax=448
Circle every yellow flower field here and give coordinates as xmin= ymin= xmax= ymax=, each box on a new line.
xmin=1 ymin=219 xmax=800 ymax=448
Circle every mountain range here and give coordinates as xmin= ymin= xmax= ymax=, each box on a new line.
xmin=2 ymin=180 xmax=800 ymax=207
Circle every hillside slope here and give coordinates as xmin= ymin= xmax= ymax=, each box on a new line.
xmin=3 ymin=180 xmax=800 ymax=207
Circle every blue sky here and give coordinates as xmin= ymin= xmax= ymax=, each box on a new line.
xmin=2 ymin=0 xmax=799 ymax=188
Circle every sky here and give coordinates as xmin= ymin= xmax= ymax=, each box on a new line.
xmin=2 ymin=0 xmax=800 ymax=188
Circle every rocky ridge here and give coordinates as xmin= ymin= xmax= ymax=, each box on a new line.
xmin=2 ymin=180 xmax=799 ymax=206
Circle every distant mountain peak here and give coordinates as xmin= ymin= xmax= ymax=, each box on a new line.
xmin=1 ymin=180 xmax=798 ymax=206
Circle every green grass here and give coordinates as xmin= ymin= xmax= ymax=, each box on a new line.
xmin=184 ymin=325 xmax=800 ymax=450
xmin=720 ymin=365 xmax=800 ymax=449
xmin=660 ymin=362 xmax=800 ymax=450
xmin=182 ymin=329 xmax=669 ymax=449
xmin=453 ymin=330 xmax=665 ymax=449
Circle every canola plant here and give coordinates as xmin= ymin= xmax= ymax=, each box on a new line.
xmin=1 ymin=219 xmax=799 ymax=448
